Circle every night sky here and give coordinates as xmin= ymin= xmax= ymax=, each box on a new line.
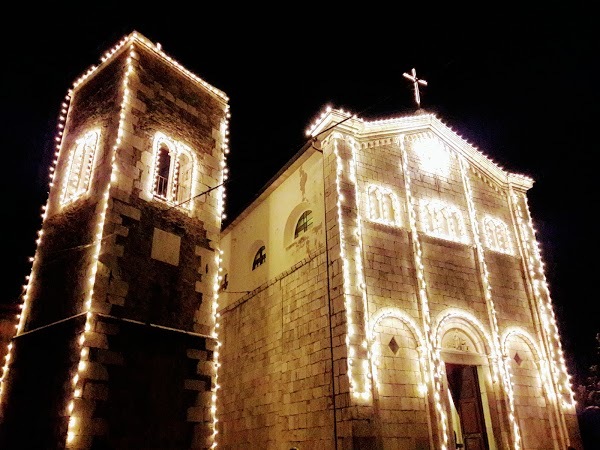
xmin=2 ymin=8 xmax=597 ymax=384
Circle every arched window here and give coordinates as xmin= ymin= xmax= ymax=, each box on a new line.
xmin=483 ymin=215 xmax=513 ymax=254
xmin=219 ymin=273 xmax=229 ymax=292
xmin=420 ymin=199 xmax=469 ymax=244
xmin=366 ymin=184 xmax=401 ymax=226
xmin=154 ymin=145 xmax=171 ymax=198
xmin=294 ymin=210 xmax=313 ymax=238
xmin=252 ymin=246 xmax=266 ymax=270
xmin=150 ymin=132 xmax=196 ymax=210
xmin=60 ymin=129 xmax=100 ymax=206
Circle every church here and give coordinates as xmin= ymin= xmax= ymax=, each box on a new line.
xmin=0 ymin=31 xmax=583 ymax=449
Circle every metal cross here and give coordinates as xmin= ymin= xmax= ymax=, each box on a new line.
xmin=403 ymin=68 xmax=427 ymax=108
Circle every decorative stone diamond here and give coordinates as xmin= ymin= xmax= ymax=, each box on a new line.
xmin=513 ymin=352 xmax=522 ymax=366
xmin=389 ymin=337 xmax=400 ymax=355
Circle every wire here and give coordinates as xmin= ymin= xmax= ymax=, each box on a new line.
xmin=163 ymin=178 xmax=232 ymax=212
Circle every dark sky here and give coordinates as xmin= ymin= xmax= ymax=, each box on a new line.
xmin=2 ymin=8 xmax=597 ymax=382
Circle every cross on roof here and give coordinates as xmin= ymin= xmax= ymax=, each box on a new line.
xmin=403 ymin=68 xmax=427 ymax=108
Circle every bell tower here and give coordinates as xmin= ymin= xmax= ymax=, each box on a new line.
xmin=0 ymin=32 xmax=229 ymax=449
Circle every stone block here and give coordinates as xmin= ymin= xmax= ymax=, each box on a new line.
xmin=83 ymin=381 xmax=109 ymax=400
xmin=95 ymin=349 xmax=124 ymax=365
xmin=83 ymin=361 xmax=109 ymax=380
xmin=186 ymin=406 xmax=205 ymax=422
xmin=184 ymin=379 xmax=207 ymax=391
xmin=187 ymin=349 xmax=207 ymax=360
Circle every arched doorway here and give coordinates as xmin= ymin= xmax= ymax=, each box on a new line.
xmin=436 ymin=316 xmax=498 ymax=450
xmin=445 ymin=362 xmax=489 ymax=450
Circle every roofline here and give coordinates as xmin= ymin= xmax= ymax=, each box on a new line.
xmin=221 ymin=137 xmax=319 ymax=233
xmin=309 ymin=107 xmax=534 ymax=190
xmin=69 ymin=31 xmax=228 ymax=106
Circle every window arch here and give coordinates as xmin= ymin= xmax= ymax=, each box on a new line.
xmin=60 ymin=129 xmax=100 ymax=206
xmin=284 ymin=202 xmax=314 ymax=245
xmin=482 ymin=215 xmax=513 ymax=254
xmin=294 ymin=210 xmax=313 ymax=238
xmin=366 ymin=184 xmax=401 ymax=226
xmin=252 ymin=245 xmax=266 ymax=270
xmin=150 ymin=132 xmax=196 ymax=210
xmin=419 ymin=199 xmax=469 ymax=244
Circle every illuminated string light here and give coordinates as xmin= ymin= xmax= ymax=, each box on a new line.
xmin=433 ymin=309 xmax=495 ymax=354
xmin=3 ymin=42 xmax=575 ymax=448
xmin=65 ymin=44 xmax=136 ymax=448
xmin=459 ymin=157 xmax=522 ymax=448
xmin=412 ymin=133 xmax=450 ymax=177
xmin=209 ymin=110 xmax=230 ymax=448
xmin=67 ymin=34 xmax=230 ymax=446
xmin=366 ymin=184 xmax=402 ymax=227
xmin=74 ymin=32 xmax=228 ymax=103
xmin=307 ymin=108 xmax=533 ymax=189
xmin=482 ymin=215 xmax=514 ymax=255
xmin=399 ymin=134 xmax=449 ymax=449
xmin=369 ymin=308 xmax=426 ymax=392
xmin=348 ymin=137 xmax=373 ymax=400
xmin=0 ymin=83 xmax=74 ymax=405
xmin=501 ymin=327 xmax=555 ymax=400
xmin=148 ymin=132 xmax=198 ymax=211
xmin=331 ymin=133 xmax=372 ymax=400
xmin=419 ymin=198 xmax=469 ymax=244
xmin=60 ymin=129 xmax=101 ymax=206
xmin=511 ymin=189 xmax=576 ymax=445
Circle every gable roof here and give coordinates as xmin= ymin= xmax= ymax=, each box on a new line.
xmin=307 ymin=106 xmax=534 ymax=190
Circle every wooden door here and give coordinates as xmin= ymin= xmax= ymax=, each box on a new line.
xmin=446 ymin=363 xmax=489 ymax=450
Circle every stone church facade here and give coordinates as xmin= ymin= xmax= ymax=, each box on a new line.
xmin=0 ymin=31 xmax=583 ymax=449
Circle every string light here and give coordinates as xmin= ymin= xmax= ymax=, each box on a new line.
xmin=2 ymin=34 xmax=577 ymax=448
xmin=399 ymin=134 xmax=449 ymax=449
xmin=0 ymin=72 xmax=74 ymax=406
xmin=366 ymin=184 xmax=402 ymax=227
xmin=64 ymin=44 xmax=136 ymax=448
xmin=331 ymin=132 xmax=372 ymax=400
xmin=482 ymin=215 xmax=514 ymax=255
xmin=511 ymin=189 xmax=576 ymax=445
xmin=501 ymin=327 xmax=555 ymax=399
xmin=0 ymin=31 xmax=231 ymax=447
xmin=209 ymin=109 xmax=231 ymax=448
xmin=412 ymin=133 xmax=450 ymax=177
xmin=73 ymin=32 xmax=228 ymax=102
xmin=148 ymin=132 xmax=198 ymax=211
xmin=59 ymin=129 xmax=101 ymax=206
xmin=369 ymin=307 xmax=426 ymax=393
xmin=308 ymin=106 xmax=573 ymax=448
xmin=418 ymin=198 xmax=470 ymax=244
xmin=459 ymin=157 xmax=522 ymax=448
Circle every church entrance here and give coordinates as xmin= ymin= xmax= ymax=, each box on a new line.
xmin=445 ymin=363 xmax=489 ymax=450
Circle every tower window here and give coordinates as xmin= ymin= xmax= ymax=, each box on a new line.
xmin=60 ymin=129 xmax=100 ymax=206
xmin=252 ymin=246 xmax=266 ymax=270
xmin=150 ymin=132 xmax=196 ymax=210
xmin=294 ymin=210 xmax=313 ymax=238
xmin=155 ymin=146 xmax=171 ymax=198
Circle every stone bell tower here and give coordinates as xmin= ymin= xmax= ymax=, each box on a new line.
xmin=0 ymin=31 xmax=229 ymax=449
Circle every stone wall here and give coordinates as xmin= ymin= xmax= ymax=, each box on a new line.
xmin=0 ymin=35 xmax=228 ymax=449
xmin=218 ymin=250 xmax=335 ymax=449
